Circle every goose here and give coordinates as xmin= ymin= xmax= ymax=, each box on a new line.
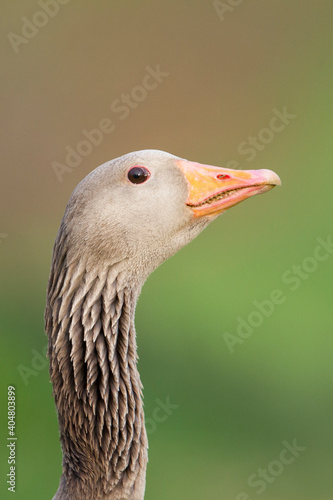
xmin=45 ymin=149 xmax=281 ymax=500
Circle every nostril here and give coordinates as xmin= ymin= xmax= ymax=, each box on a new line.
xmin=217 ymin=174 xmax=230 ymax=180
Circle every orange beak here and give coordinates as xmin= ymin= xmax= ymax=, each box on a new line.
xmin=177 ymin=160 xmax=281 ymax=217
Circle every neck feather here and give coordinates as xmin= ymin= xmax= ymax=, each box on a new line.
xmin=45 ymin=240 xmax=148 ymax=499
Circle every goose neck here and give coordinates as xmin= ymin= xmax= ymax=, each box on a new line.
xmin=46 ymin=259 xmax=148 ymax=499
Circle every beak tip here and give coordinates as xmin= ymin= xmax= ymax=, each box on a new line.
xmin=259 ymin=169 xmax=282 ymax=187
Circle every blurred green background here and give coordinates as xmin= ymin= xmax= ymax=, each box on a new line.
xmin=1 ymin=1 xmax=333 ymax=499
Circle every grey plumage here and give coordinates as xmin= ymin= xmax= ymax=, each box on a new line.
xmin=45 ymin=150 xmax=280 ymax=499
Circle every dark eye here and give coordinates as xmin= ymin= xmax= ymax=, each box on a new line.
xmin=127 ymin=166 xmax=151 ymax=184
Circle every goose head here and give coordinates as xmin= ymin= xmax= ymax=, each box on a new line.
xmin=61 ymin=149 xmax=280 ymax=282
